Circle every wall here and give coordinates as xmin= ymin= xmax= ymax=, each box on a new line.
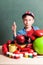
xmin=0 ymin=0 xmax=43 ymax=45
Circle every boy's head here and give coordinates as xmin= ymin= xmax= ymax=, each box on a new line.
xmin=22 ymin=11 xmax=35 ymax=28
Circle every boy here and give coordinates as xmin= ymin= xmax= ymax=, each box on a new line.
xmin=12 ymin=11 xmax=39 ymax=40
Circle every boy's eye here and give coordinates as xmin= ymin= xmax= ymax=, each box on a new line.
xmin=29 ymin=19 xmax=31 ymax=21
xmin=23 ymin=19 xmax=32 ymax=22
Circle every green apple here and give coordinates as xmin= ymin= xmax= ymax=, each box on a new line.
xmin=33 ymin=37 xmax=43 ymax=54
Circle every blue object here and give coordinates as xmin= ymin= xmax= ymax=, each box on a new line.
xmin=13 ymin=26 xmax=39 ymax=40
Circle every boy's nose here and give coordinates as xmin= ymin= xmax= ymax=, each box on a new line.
xmin=26 ymin=21 xmax=29 ymax=24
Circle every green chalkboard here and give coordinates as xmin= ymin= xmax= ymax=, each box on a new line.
xmin=0 ymin=0 xmax=43 ymax=45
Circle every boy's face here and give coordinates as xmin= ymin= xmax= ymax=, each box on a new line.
xmin=22 ymin=15 xmax=34 ymax=28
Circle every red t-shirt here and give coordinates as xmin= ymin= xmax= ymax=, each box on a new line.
xmin=26 ymin=27 xmax=35 ymax=40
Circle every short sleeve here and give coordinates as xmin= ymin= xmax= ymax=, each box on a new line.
xmin=33 ymin=26 xmax=40 ymax=30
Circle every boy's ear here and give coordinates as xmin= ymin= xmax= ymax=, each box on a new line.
xmin=32 ymin=19 xmax=34 ymax=25
xmin=33 ymin=19 xmax=34 ymax=23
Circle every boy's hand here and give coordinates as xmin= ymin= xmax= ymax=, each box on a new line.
xmin=12 ymin=22 xmax=17 ymax=37
xmin=12 ymin=22 xmax=17 ymax=32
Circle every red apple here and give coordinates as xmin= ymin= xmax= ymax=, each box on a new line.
xmin=20 ymin=47 xmax=34 ymax=53
xmin=14 ymin=40 xmax=17 ymax=43
xmin=16 ymin=35 xmax=25 ymax=44
xmin=21 ymin=48 xmax=30 ymax=52
xmin=7 ymin=40 xmax=11 ymax=45
xmin=13 ymin=50 xmax=20 ymax=54
xmin=2 ymin=44 xmax=8 ymax=55
xmin=28 ymin=48 xmax=34 ymax=53
xmin=34 ymin=30 xmax=43 ymax=37
xmin=26 ymin=43 xmax=33 ymax=48
xmin=30 ymin=36 xmax=36 ymax=40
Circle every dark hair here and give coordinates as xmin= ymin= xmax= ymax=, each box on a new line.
xmin=22 ymin=14 xmax=34 ymax=19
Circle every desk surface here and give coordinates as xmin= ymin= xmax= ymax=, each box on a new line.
xmin=0 ymin=46 xmax=43 ymax=65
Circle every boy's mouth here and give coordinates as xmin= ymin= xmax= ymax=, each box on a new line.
xmin=25 ymin=24 xmax=29 ymax=26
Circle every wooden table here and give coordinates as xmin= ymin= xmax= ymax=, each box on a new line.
xmin=0 ymin=46 xmax=43 ymax=65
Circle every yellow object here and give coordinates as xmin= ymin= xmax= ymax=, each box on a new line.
xmin=20 ymin=44 xmax=26 ymax=48
xmin=24 ymin=52 xmax=29 ymax=58
xmin=8 ymin=44 xmax=17 ymax=53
